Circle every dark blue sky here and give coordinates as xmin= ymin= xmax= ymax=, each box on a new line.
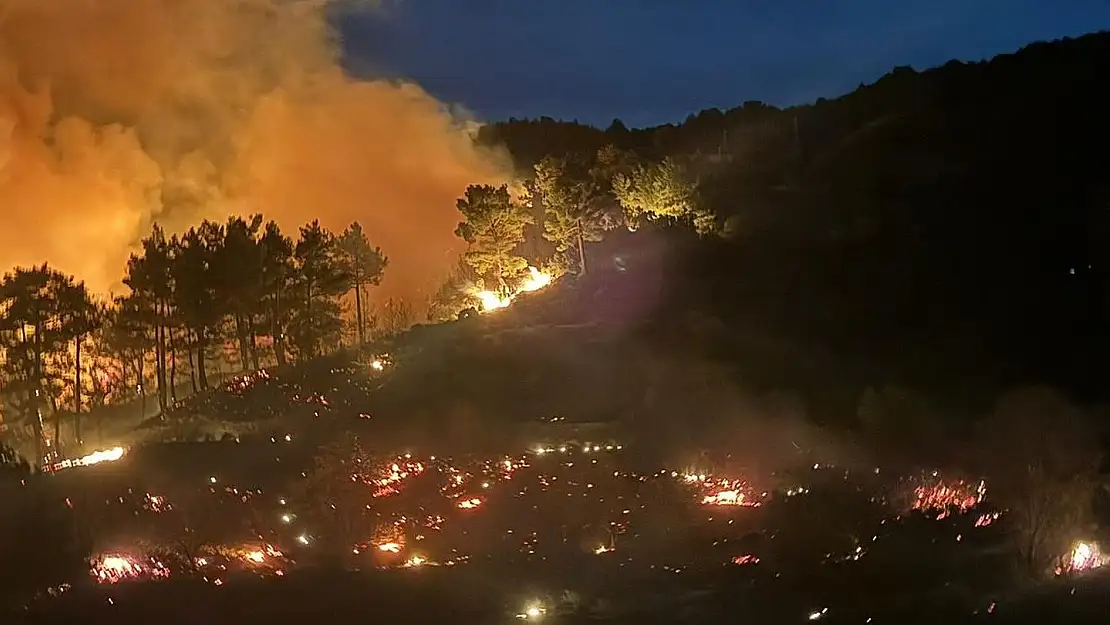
xmin=340 ymin=0 xmax=1110 ymax=128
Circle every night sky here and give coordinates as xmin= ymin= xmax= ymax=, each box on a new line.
xmin=341 ymin=1 xmax=1110 ymax=128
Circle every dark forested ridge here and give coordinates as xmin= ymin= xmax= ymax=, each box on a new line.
xmin=479 ymin=31 xmax=1110 ymax=402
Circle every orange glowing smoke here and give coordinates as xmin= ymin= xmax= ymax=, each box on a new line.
xmin=0 ymin=0 xmax=511 ymax=301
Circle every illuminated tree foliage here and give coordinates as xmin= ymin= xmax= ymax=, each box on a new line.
xmin=612 ymin=157 xmax=716 ymax=234
xmin=532 ymin=154 xmax=609 ymax=275
xmin=454 ymin=184 xmax=534 ymax=294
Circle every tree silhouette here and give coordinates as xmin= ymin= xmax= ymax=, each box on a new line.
xmin=337 ymin=222 xmax=387 ymax=350
xmin=289 ymin=221 xmax=348 ymax=359
xmin=124 ymin=226 xmax=173 ymax=414
xmin=0 ymin=265 xmax=96 ymax=462
xmin=216 ymin=215 xmax=266 ymax=372
xmin=259 ymin=220 xmax=296 ymax=367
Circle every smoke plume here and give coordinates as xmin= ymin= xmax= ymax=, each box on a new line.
xmin=0 ymin=0 xmax=510 ymax=301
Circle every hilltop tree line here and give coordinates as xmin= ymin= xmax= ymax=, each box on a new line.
xmin=435 ymin=145 xmax=716 ymax=320
xmin=474 ymin=32 xmax=1110 ymax=401
xmin=0 ymin=217 xmax=388 ymax=461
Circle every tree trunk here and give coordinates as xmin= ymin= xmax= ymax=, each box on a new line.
xmin=155 ymin=300 xmax=168 ymax=414
xmin=137 ymin=352 xmax=147 ymax=420
xmin=168 ymin=329 xmax=178 ymax=404
xmin=247 ymin=317 xmax=260 ymax=371
xmin=51 ymin=396 xmax=61 ymax=454
xmin=576 ymin=222 xmax=587 ymax=275
xmin=305 ymin=280 xmax=315 ymax=358
xmin=74 ymin=334 xmax=82 ymax=445
xmin=274 ymin=323 xmax=287 ymax=366
xmin=33 ymin=319 xmax=52 ymax=461
xmin=354 ymin=269 xmax=365 ymax=352
xmin=273 ymin=288 xmax=287 ymax=367
xmin=196 ymin=330 xmax=209 ymax=390
xmin=187 ymin=346 xmax=197 ymax=394
xmin=234 ymin=315 xmax=250 ymax=371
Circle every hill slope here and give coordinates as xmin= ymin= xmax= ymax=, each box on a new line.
xmin=479 ymin=32 xmax=1110 ymax=401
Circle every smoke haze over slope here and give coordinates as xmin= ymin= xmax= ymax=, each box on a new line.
xmin=0 ymin=0 xmax=510 ymax=300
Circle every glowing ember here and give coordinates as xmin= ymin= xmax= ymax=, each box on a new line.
xmin=731 ymin=554 xmax=760 ymax=565
xmin=702 ymin=490 xmax=745 ymax=506
xmin=90 ymin=554 xmax=169 ymax=584
xmin=457 ymin=498 xmax=483 ymax=509
xmin=683 ymin=473 xmax=764 ymax=507
xmin=974 ymin=512 xmax=1000 ymax=527
xmin=910 ymin=476 xmax=986 ymax=518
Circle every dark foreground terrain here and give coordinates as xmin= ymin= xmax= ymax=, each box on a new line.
xmin=12 ymin=562 xmax=1110 ymax=625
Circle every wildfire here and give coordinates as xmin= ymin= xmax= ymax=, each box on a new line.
xmin=229 ymin=544 xmax=282 ymax=566
xmin=475 ymin=290 xmax=512 ymax=312
xmin=90 ymin=554 xmax=169 ymax=584
xmin=1057 ymin=541 xmax=1106 ymax=576
xmin=519 ymin=266 xmax=552 ymax=293
xmin=47 ymin=446 xmax=126 ymax=472
xmin=702 ymin=490 xmax=747 ymax=506
xmin=910 ymin=476 xmax=986 ymax=519
xmin=472 ymin=266 xmax=554 ymax=313
xmin=681 ymin=473 xmax=764 ymax=507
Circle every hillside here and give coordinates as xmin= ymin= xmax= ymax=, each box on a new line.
xmin=478 ymin=32 xmax=1110 ymax=403
xmin=41 ymin=32 xmax=1110 ymax=455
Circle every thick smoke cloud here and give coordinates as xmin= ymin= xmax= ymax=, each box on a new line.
xmin=0 ymin=0 xmax=510 ymax=300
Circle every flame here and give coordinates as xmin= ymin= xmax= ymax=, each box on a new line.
xmin=90 ymin=553 xmax=169 ymax=584
xmin=472 ymin=267 xmax=553 ymax=312
xmin=48 ymin=446 xmax=126 ymax=472
xmin=519 ymin=266 xmax=552 ymax=293
xmin=475 ymin=290 xmax=512 ymax=311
